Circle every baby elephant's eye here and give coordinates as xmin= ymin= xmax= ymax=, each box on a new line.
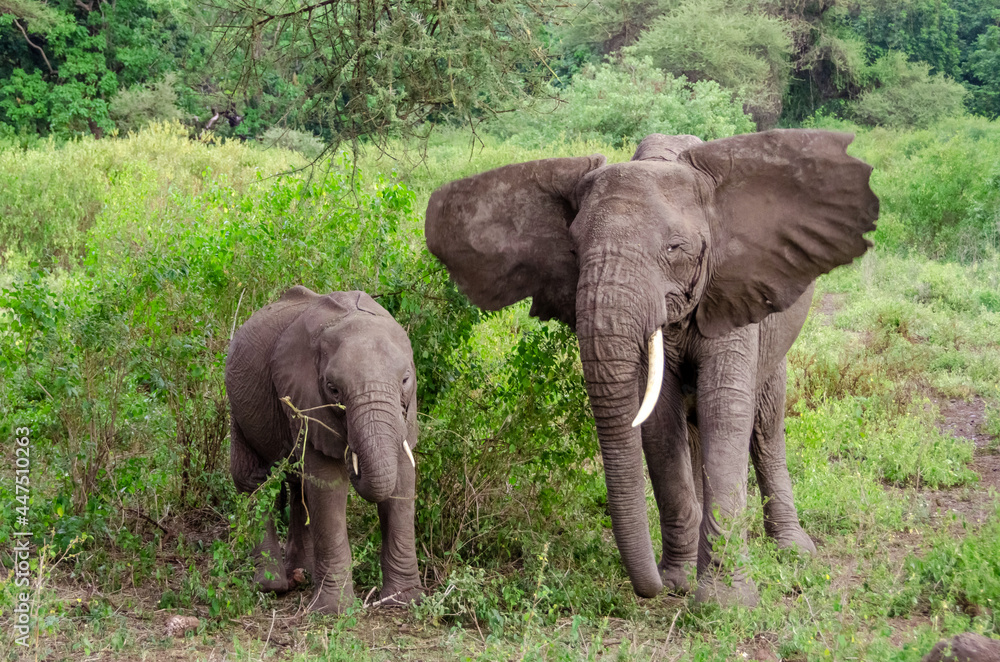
xmin=327 ymin=383 xmax=341 ymax=397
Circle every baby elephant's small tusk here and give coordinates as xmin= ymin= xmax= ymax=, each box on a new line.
xmin=402 ymin=439 xmax=415 ymax=469
xmin=352 ymin=453 xmax=359 ymax=475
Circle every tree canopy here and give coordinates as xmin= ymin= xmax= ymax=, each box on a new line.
xmin=1 ymin=0 xmax=999 ymax=142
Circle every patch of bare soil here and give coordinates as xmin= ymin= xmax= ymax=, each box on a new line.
xmin=815 ymin=293 xmax=848 ymax=324
xmin=929 ymin=395 xmax=1000 ymax=525
xmin=888 ymin=614 xmax=937 ymax=649
xmin=742 ymin=633 xmax=780 ymax=661
xmin=938 ymin=396 xmax=995 ymax=452
xmin=27 ymin=564 xmax=445 ymax=662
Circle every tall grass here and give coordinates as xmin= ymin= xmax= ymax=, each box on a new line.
xmin=0 ymin=122 xmax=304 ymax=267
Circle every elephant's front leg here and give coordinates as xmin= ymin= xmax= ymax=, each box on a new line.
xmin=375 ymin=446 xmax=422 ymax=606
xmin=694 ymin=328 xmax=759 ymax=607
xmin=302 ymin=444 xmax=354 ymax=614
xmin=284 ymin=478 xmax=315 ymax=587
xmin=641 ymin=367 xmax=701 ymax=593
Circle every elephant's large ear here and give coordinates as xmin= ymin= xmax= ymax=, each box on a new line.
xmin=680 ymin=130 xmax=879 ymax=338
xmin=425 ymin=155 xmax=606 ymax=327
xmin=270 ymin=292 xmax=359 ymax=459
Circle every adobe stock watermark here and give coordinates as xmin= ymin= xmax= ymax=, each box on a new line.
xmin=11 ymin=426 xmax=32 ymax=648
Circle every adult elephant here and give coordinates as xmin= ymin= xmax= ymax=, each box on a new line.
xmin=425 ymin=130 xmax=879 ymax=606
xmin=226 ymin=286 xmax=421 ymax=614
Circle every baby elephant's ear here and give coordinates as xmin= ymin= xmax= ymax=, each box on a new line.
xmin=270 ymin=293 xmax=357 ymax=460
xmin=681 ymin=130 xmax=879 ymax=338
xmin=425 ymin=155 xmax=606 ymax=327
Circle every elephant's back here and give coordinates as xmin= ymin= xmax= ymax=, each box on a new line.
xmin=227 ymin=288 xmax=318 ymax=462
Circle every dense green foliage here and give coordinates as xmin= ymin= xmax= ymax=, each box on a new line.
xmin=497 ymin=57 xmax=755 ymax=148
xmin=3 ymin=0 xmax=1000 ymax=144
xmin=212 ymin=0 xmax=549 ymax=147
xmin=549 ymin=0 xmax=1000 ymax=128
xmin=848 ymin=52 xmax=969 ymax=128
xmin=624 ymin=0 xmax=792 ymax=126
xmin=0 ymin=0 xmax=553 ymax=145
xmin=0 ymin=0 xmax=199 ymax=139
xmin=846 ymin=117 xmax=1000 ymax=259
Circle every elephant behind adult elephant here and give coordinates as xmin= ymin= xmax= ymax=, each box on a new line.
xmin=226 ymin=286 xmax=421 ymax=614
xmin=425 ymin=130 xmax=879 ymax=606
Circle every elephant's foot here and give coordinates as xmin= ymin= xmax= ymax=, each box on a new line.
xmin=693 ymin=574 xmax=759 ymax=608
xmin=763 ymin=501 xmax=817 ymax=555
xmin=764 ymin=518 xmax=816 ymax=554
xmin=658 ymin=560 xmax=696 ymax=594
xmin=374 ymin=584 xmax=423 ymax=607
xmin=769 ymin=526 xmax=816 ymax=554
xmin=307 ymin=579 xmax=355 ymax=614
xmin=254 ymin=531 xmax=289 ymax=593
xmin=255 ymin=565 xmax=290 ymax=594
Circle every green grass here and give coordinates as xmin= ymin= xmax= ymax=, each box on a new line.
xmin=2 ymin=121 xmax=1000 ymax=661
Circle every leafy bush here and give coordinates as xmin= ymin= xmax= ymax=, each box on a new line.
xmin=968 ymin=25 xmax=1000 ymax=119
xmin=547 ymin=0 xmax=666 ymax=58
xmin=0 ymin=133 xmax=474 ymax=550
xmin=847 ymin=0 xmax=962 ymax=79
xmin=416 ymin=319 xmax=602 ymax=564
xmin=0 ymin=0 xmax=195 ymax=139
xmin=625 ymin=0 xmax=793 ymax=128
xmin=848 ymin=52 xmax=967 ymax=128
xmin=0 ymin=121 xmax=301 ymax=265
xmin=848 ymin=117 xmax=1000 ymax=259
xmin=498 ymin=56 xmax=754 ymax=148
xmin=108 ymin=74 xmax=183 ymax=135
xmin=257 ymin=126 xmax=326 ymax=159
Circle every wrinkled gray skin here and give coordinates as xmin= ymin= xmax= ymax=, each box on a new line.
xmin=226 ymin=286 xmax=421 ymax=614
xmin=425 ymin=130 xmax=879 ymax=606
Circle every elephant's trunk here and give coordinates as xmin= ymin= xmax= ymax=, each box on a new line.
xmin=576 ymin=258 xmax=663 ymax=599
xmin=346 ymin=384 xmax=401 ymax=503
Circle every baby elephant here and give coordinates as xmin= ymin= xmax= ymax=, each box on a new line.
xmin=226 ymin=286 xmax=421 ymax=613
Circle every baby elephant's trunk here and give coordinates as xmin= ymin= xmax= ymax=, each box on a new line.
xmin=346 ymin=385 xmax=402 ymax=503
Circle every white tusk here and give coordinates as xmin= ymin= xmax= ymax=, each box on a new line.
xmin=631 ymin=327 xmax=664 ymax=428
xmin=352 ymin=453 xmax=359 ymax=475
xmin=402 ymin=439 xmax=415 ymax=468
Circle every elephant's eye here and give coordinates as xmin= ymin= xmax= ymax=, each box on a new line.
xmin=327 ymin=383 xmax=341 ymax=398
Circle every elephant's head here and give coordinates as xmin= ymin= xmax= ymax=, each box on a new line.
xmin=425 ymin=130 xmax=879 ymax=596
xmin=271 ymin=290 xmax=417 ymax=503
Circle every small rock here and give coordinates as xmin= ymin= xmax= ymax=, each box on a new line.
xmin=922 ymin=633 xmax=1000 ymax=662
xmin=165 ymin=615 xmax=200 ymax=637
